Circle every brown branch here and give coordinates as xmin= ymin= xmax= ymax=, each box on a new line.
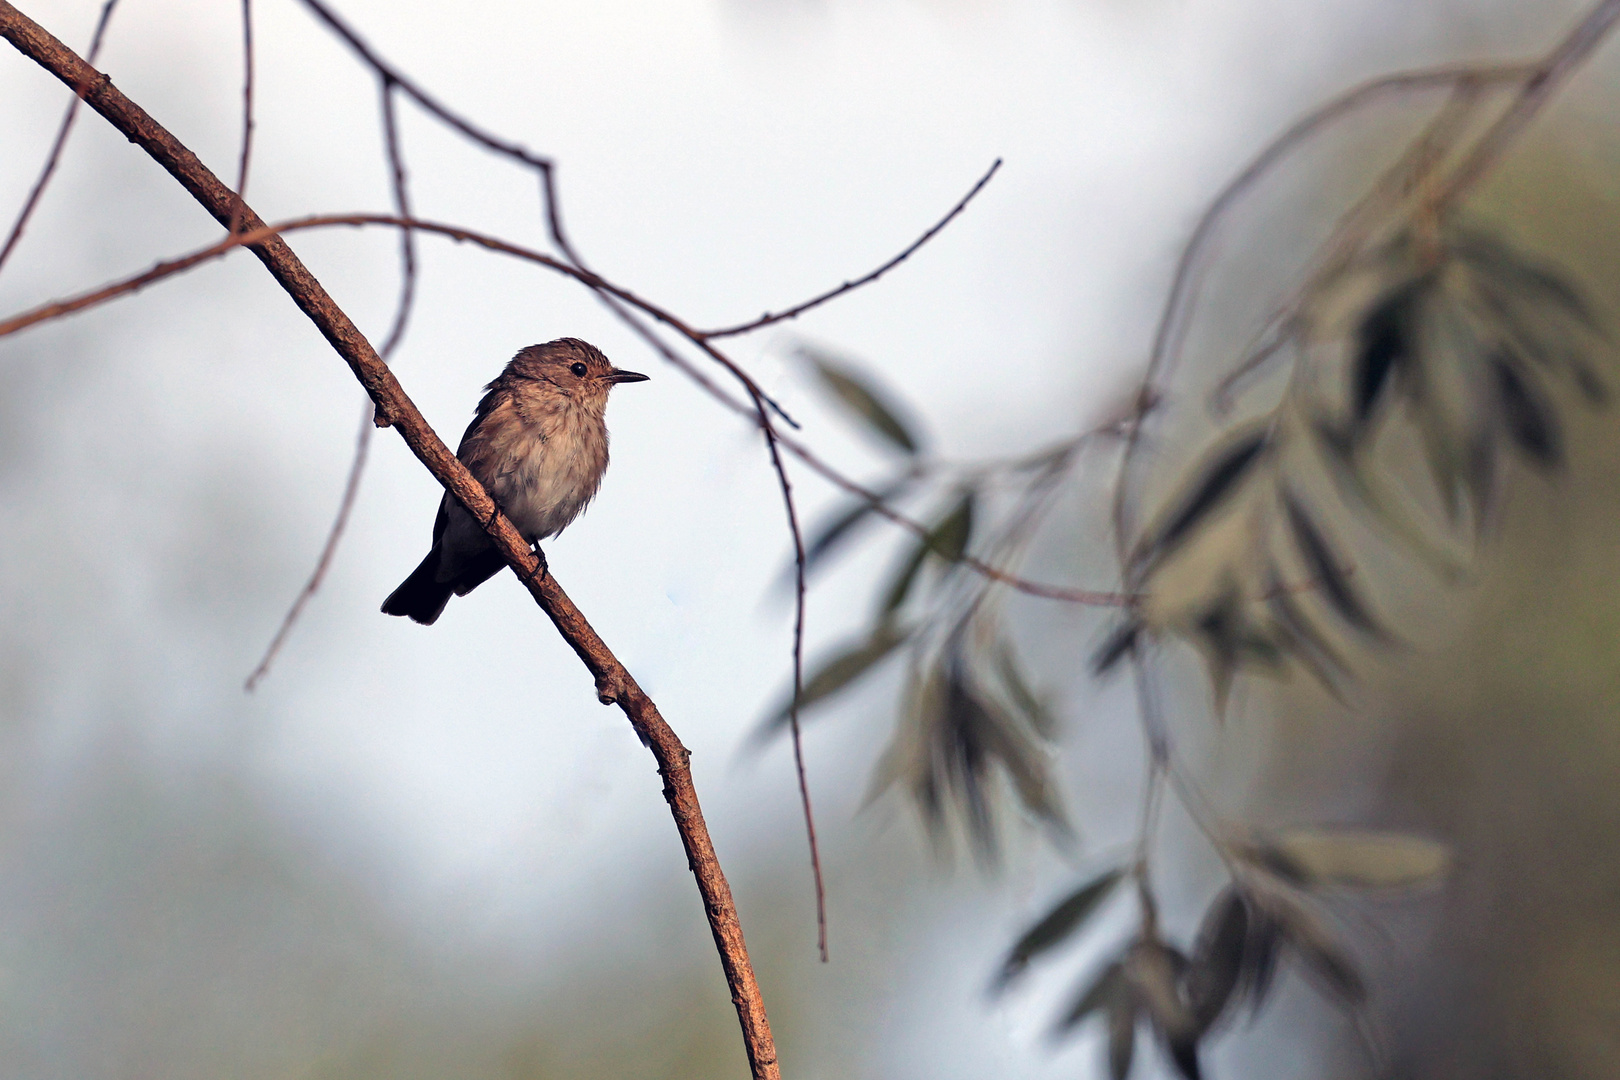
xmin=1435 ymin=0 xmax=1620 ymax=211
xmin=697 ymin=158 xmax=1003 ymax=340
xmin=0 ymin=0 xmax=116 ymax=275
xmin=0 ymin=5 xmax=779 ymax=1077
xmin=0 ymin=210 xmax=1135 ymax=608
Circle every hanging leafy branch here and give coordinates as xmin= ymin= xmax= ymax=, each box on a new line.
xmin=753 ymin=3 xmax=1620 ymax=1077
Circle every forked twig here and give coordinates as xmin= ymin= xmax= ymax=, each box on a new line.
xmin=697 ymin=158 xmax=1003 ymax=340
xmin=0 ymin=0 xmax=117 ymax=275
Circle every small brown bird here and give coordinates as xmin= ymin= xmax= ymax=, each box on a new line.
xmin=382 ymin=338 xmax=648 ymax=624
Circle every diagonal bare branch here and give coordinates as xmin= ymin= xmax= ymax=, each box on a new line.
xmin=0 ymin=6 xmax=779 ymax=1076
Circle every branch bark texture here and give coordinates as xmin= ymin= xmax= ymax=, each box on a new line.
xmin=0 ymin=4 xmax=779 ymax=1077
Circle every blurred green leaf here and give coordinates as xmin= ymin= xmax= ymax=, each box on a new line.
xmin=1050 ymin=960 xmax=1124 ymax=1035
xmin=1131 ymin=424 xmax=1270 ymax=577
xmin=1186 ymin=887 xmax=1249 ymax=1031
xmin=1108 ymin=994 xmax=1137 ymax=1080
xmin=798 ymin=475 xmax=916 ymax=578
xmin=1280 ymin=489 xmax=1383 ymax=637
xmin=753 ymin=622 xmax=911 ymax=742
xmin=1260 ymin=828 xmax=1452 ymax=890
xmin=993 ymin=640 xmax=1056 ymax=738
xmin=1124 ymin=937 xmax=1196 ymax=1045
xmin=1243 ymin=876 xmax=1366 ymax=1006
xmin=995 ymin=868 xmax=1123 ymax=991
xmin=800 ymin=346 xmax=923 ymax=454
xmin=879 ymin=491 xmax=975 ymax=613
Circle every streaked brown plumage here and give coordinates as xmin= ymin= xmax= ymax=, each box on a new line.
xmin=382 ymin=338 xmax=647 ymax=624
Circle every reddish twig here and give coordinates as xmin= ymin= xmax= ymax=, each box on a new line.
xmin=0 ymin=7 xmax=779 ymax=1076
xmin=0 ymin=0 xmax=117 ymax=275
xmin=245 ymin=78 xmax=420 ymax=690
xmin=226 ymin=0 xmax=254 ymax=235
xmin=243 ymin=405 xmax=371 ymax=690
xmin=696 ymin=158 xmax=1003 ymax=340
xmin=760 ymin=424 xmax=829 ymax=961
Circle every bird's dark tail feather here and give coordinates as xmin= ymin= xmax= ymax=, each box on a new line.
xmin=382 ymin=550 xmax=455 ymax=625
xmin=382 ymin=547 xmax=509 ymax=625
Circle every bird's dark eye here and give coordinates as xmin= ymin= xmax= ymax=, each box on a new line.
xmin=570 ymin=362 xmax=588 ymax=377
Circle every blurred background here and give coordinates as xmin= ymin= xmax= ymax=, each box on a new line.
xmin=1 ymin=0 xmax=1618 ymax=1077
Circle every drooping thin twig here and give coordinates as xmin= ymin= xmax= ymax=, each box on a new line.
xmin=761 ymin=423 xmax=829 ymax=960
xmin=0 ymin=211 xmax=1133 ymax=610
xmin=243 ymin=406 xmax=371 ymax=690
xmin=0 ymin=9 xmax=779 ymax=1076
xmin=226 ymin=0 xmax=254 ymax=235
xmin=697 ymin=158 xmax=1003 ymax=340
xmin=0 ymin=0 xmax=117 ymax=276
xmin=244 ymin=78 xmax=419 ymax=690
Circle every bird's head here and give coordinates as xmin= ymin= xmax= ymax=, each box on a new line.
xmin=504 ymin=338 xmax=649 ymax=404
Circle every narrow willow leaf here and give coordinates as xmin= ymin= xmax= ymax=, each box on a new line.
xmin=879 ymin=492 xmax=976 ymax=613
xmin=1453 ymin=229 xmax=1603 ymax=332
xmin=1133 ymin=427 xmax=1271 ymax=574
xmin=1264 ymin=565 xmax=1350 ymax=698
xmin=1281 ymin=491 xmax=1381 ymax=637
xmin=801 ymin=475 xmax=915 ymax=575
xmin=1352 ymin=280 xmax=1423 ymax=427
xmin=968 ymin=683 xmax=1071 ymax=838
xmin=1193 ymin=594 xmax=1244 ymax=715
xmin=1491 ymin=356 xmax=1562 ymax=467
xmin=998 ymin=869 xmax=1124 ymax=991
xmin=1166 ymin=1034 xmax=1203 ymax=1080
xmin=861 ymin=663 xmax=943 ymax=813
xmin=929 ymin=491 xmax=975 ymax=563
xmin=1186 ymin=887 xmax=1249 ymax=1031
xmin=880 ymin=537 xmax=931 ymax=614
xmin=1125 ymin=938 xmax=1196 ymax=1043
xmin=1091 ymin=621 xmax=1141 ymax=676
xmin=1244 ymin=913 xmax=1282 ymax=1018
xmin=994 ymin=640 xmax=1055 ymax=738
xmin=1051 ymin=962 xmax=1125 ymax=1036
xmin=1267 ymin=829 xmax=1452 ymax=890
xmin=1108 ymin=996 xmax=1138 ymax=1080
xmin=755 ymin=622 xmax=911 ymax=740
xmin=1249 ymin=878 xmax=1367 ymax=1007
xmin=1310 ymin=414 xmax=1471 ymax=582
xmin=801 ymin=346 xmax=922 ymax=453
xmin=941 ymin=661 xmax=1064 ymax=852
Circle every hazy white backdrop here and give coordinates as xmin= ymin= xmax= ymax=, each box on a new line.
xmin=0 ymin=0 xmax=1598 ymax=1077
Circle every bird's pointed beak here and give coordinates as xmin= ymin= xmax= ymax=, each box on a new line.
xmin=608 ymin=368 xmax=650 ymax=384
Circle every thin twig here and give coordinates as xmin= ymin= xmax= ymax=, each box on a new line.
xmin=697 ymin=158 xmax=1003 ymax=340
xmin=1434 ymin=0 xmax=1620 ymax=211
xmin=226 ymin=0 xmax=254 ymax=234
xmin=0 ymin=0 xmax=117 ymax=276
xmin=243 ymin=405 xmax=371 ymax=690
xmin=0 ymin=8 xmax=779 ymax=1076
xmin=243 ymin=78 xmax=420 ymax=690
xmin=761 ymin=423 xmax=829 ymax=961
